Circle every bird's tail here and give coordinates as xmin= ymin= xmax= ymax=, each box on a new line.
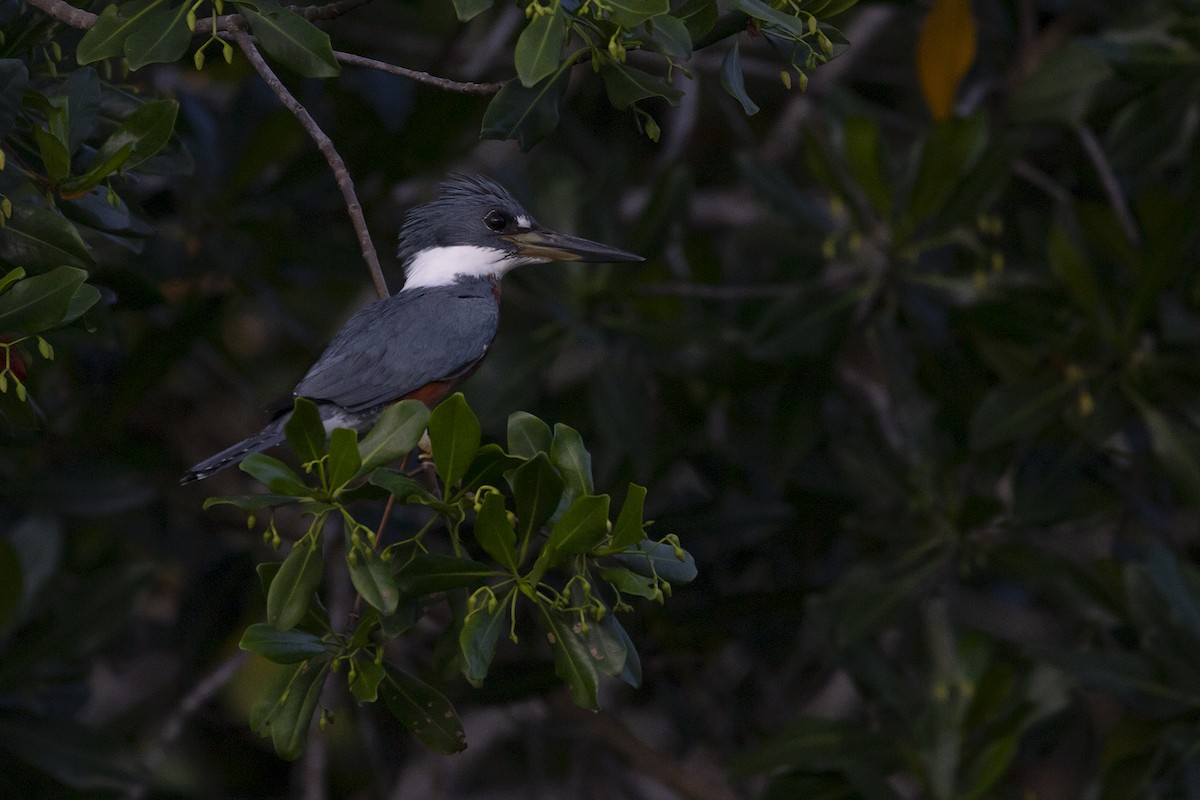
xmin=181 ymin=420 xmax=286 ymax=484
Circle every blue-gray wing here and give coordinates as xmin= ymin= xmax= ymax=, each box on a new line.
xmin=293 ymin=285 xmax=499 ymax=412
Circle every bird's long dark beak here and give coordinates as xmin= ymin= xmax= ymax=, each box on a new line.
xmin=503 ymin=229 xmax=644 ymax=263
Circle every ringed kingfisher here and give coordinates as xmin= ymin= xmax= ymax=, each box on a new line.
xmin=182 ymin=174 xmax=641 ymax=483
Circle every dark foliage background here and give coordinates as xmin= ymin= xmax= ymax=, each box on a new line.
xmin=4 ymin=0 xmax=1200 ymax=797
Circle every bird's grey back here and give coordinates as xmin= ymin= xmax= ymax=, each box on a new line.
xmin=293 ymin=277 xmax=500 ymax=412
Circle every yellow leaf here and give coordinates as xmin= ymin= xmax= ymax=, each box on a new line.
xmin=916 ymin=0 xmax=977 ymax=120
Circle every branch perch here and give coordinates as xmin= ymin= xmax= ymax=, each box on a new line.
xmin=335 ymin=51 xmax=503 ymax=95
xmin=232 ymin=26 xmax=390 ymax=299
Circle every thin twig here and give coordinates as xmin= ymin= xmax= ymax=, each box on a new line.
xmin=233 ymin=26 xmax=389 ymax=300
xmin=1077 ymin=123 xmax=1140 ymax=244
xmin=335 ymin=51 xmax=504 ymax=95
xmin=125 ymin=650 xmax=252 ymax=800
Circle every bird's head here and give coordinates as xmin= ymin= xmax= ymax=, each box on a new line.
xmin=397 ymin=174 xmax=643 ymax=290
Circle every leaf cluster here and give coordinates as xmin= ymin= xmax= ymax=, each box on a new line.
xmin=218 ymin=394 xmax=694 ymax=759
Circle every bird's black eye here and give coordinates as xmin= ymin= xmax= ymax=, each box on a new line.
xmin=483 ymin=210 xmax=510 ymax=232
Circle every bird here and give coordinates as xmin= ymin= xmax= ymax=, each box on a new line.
xmin=181 ymin=174 xmax=642 ymax=483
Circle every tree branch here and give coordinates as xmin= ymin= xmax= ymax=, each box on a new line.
xmin=334 ymin=51 xmax=504 ymax=95
xmin=232 ymin=26 xmax=390 ymax=300
xmin=24 ymin=0 xmax=96 ymax=29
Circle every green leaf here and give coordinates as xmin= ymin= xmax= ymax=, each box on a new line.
xmin=202 ymin=493 xmax=302 ymax=511
xmin=251 ymin=658 xmax=330 ymax=760
xmin=542 ymin=494 xmax=610 ymax=567
xmin=905 ymin=114 xmax=987 ymax=228
xmin=63 ymin=282 xmax=102 ymax=324
xmin=0 ymin=60 xmax=30 ymax=141
xmin=1048 ymin=224 xmax=1113 ymax=336
xmin=428 ymin=392 xmax=480 ymax=489
xmin=515 ymin=10 xmax=565 ymax=88
xmin=731 ymin=0 xmax=806 ymax=38
xmin=600 ymin=62 xmax=683 ymax=110
xmin=61 ymin=67 xmax=101 ymax=153
xmin=675 ymin=0 xmax=717 ymax=38
xmin=327 ymin=427 xmax=361 ymax=492
xmin=1145 ymin=540 xmax=1200 ymax=642
xmin=267 ymin=534 xmax=325 ymax=630
xmin=614 ymin=540 xmax=697 ymax=583
xmin=62 ymin=142 xmax=134 ymax=196
xmin=582 ymin=613 xmax=627 ymax=678
xmin=0 ymin=266 xmax=87 ymax=334
xmin=395 ymin=554 xmax=496 ymax=596
xmin=284 ymin=397 xmax=325 ymax=466
xmin=379 ymin=664 xmax=467 ymax=753
xmin=481 ymin=70 xmax=570 ymax=151
xmin=357 ymin=398 xmax=429 ymax=475
xmin=719 ymin=42 xmax=758 ymax=115
xmin=508 ymin=410 xmax=552 ymax=458
xmin=461 ymin=443 xmax=523 ymax=491
xmin=550 ymin=423 xmax=594 ymax=509
xmin=474 ymin=491 xmax=518 ymax=572
xmin=597 ymin=611 xmax=641 ymax=687
xmin=256 ymin=562 xmax=331 ymax=632
xmin=238 ymin=1 xmax=340 ymax=78
xmin=76 ymin=0 xmax=163 ymax=64
xmin=610 ymin=483 xmax=647 ymax=550
xmin=34 ymin=126 xmax=71 ymax=184
xmin=452 ymin=0 xmax=492 ymax=21
xmin=0 ymin=206 xmax=95 ymax=270
xmin=90 ymin=99 xmax=179 ymax=172
xmin=348 ymin=655 xmax=384 ymax=702
xmin=459 ymin=589 xmax=513 ymax=686
xmin=6 ymin=515 xmax=60 ymax=626
xmin=0 ymin=268 xmax=25 ymax=296
xmin=509 ymin=452 xmax=563 ymax=561
xmin=537 ymin=604 xmax=599 ymax=710
xmin=1010 ymin=41 xmax=1112 ymax=126
xmin=0 ymin=541 xmax=22 ymax=632
xmin=843 ymin=117 xmax=891 ymax=217
xmin=240 ymin=453 xmax=311 ymax=496
xmin=968 ymin=379 xmax=1072 ymax=451
xmin=606 ymin=0 xmax=668 ymax=28
xmin=598 ymin=565 xmax=658 ymax=599
xmin=644 ymin=14 xmax=693 ymax=58
xmin=348 ymin=546 xmax=399 ymax=615
xmin=369 ymin=468 xmax=435 ymax=504
xmin=238 ymin=623 xmax=326 ymax=663
xmin=124 ymin=1 xmax=192 ymax=69
xmin=1140 ymin=405 xmax=1200 ymax=508
xmin=962 ymin=733 xmax=1019 ymax=800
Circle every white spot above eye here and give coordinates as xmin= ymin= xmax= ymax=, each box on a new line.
xmin=402 ymin=245 xmax=541 ymax=290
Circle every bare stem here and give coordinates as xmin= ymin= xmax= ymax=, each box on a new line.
xmin=24 ymin=0 xmax=96 ymax=29
xmin=232 ymin=27 xmax=390 ymax=299
xmin=335 ymin=51 xmax=504 ymax=95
